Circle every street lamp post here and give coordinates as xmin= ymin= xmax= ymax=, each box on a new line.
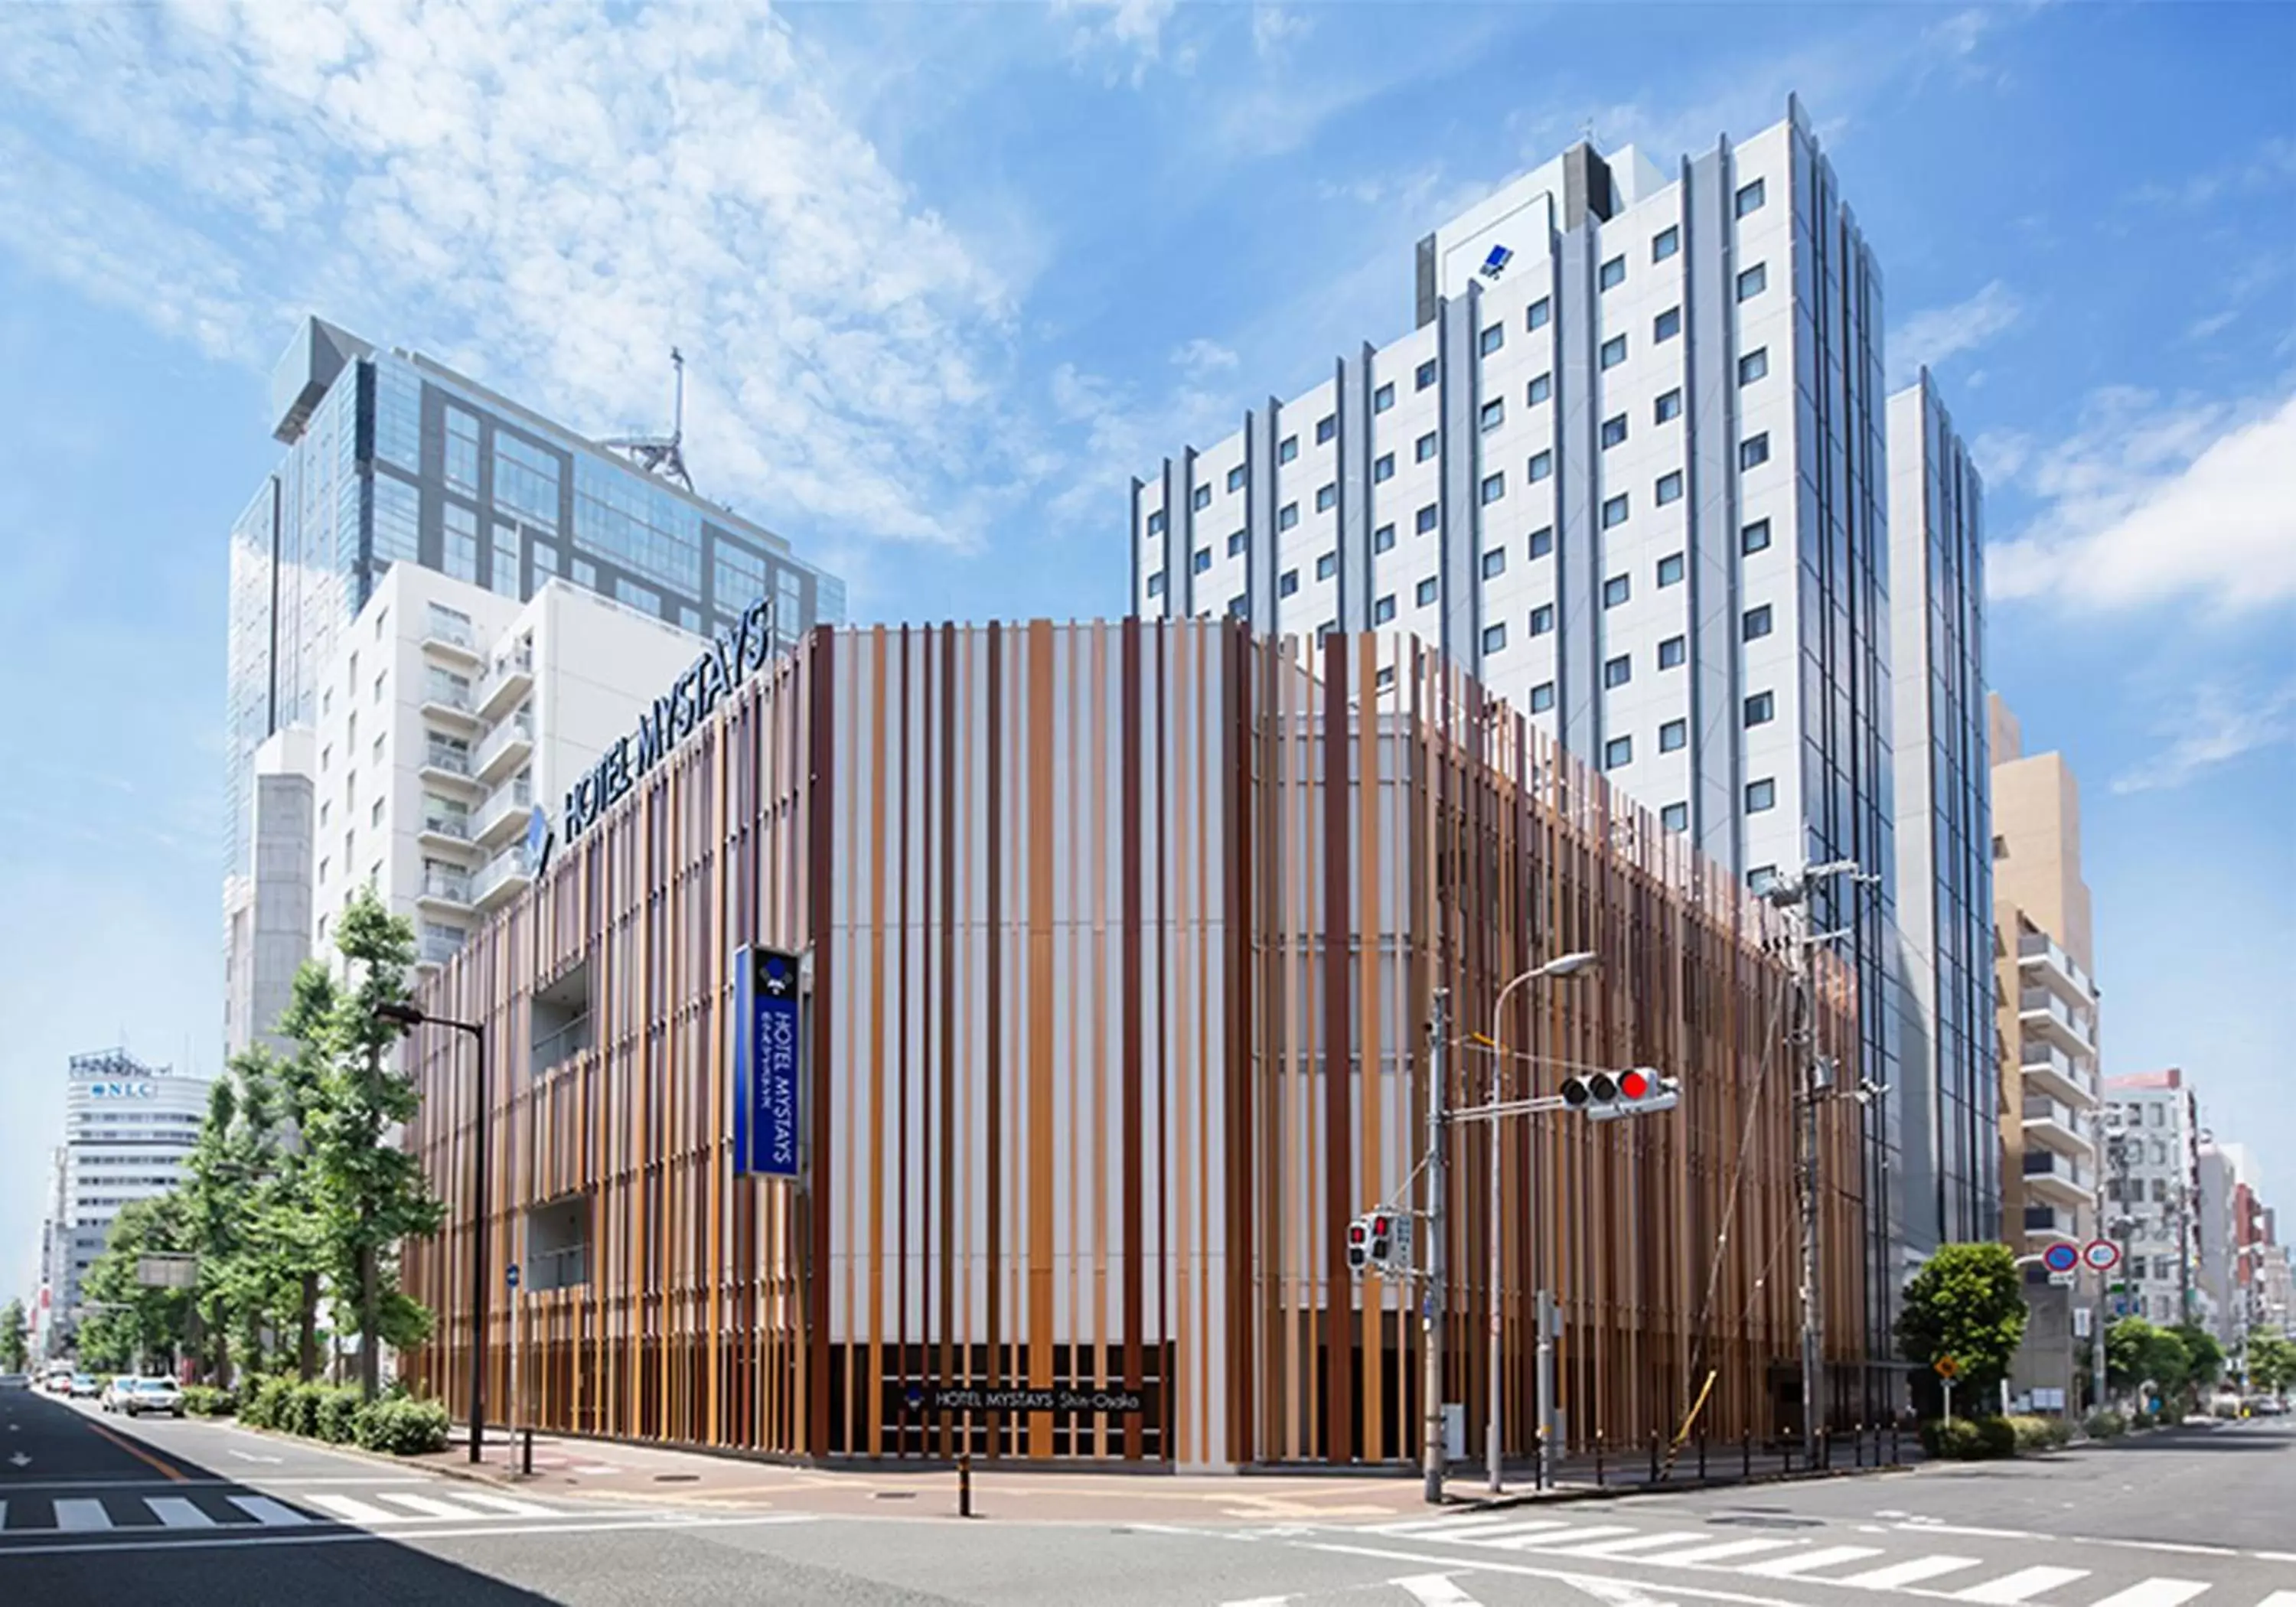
xmin=1485 ymin=949 xmax=1598 ymax=1495
xmin=377 ymin=999 xmax=490 ymax=1464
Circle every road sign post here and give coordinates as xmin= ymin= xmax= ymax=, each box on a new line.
xmin=1936 ymin=1354 xmax=1959 ymax=1423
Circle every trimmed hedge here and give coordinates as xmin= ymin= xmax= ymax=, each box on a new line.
xmin=351 ymin=1399 xmax=451 ymax=1456
xmin=2004 ymin=1414 xmax=2074 ymax=1454
xmin=181 ymin=1385 xmax=237 ymax=1417
xmin=240 ymin=1377 xmax=295 ymax=1430
xmin=1920 ymin=1416 xmax=2020 ymax=1459
xmin=2085 ymin=1409 xmax=2128 ymax=1439
xmin=235 ymin=1375 xmax=448 ymax=1455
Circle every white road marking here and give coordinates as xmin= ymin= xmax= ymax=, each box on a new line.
xmin=1485 ymin=1524 xmax=1641 ymax=1551
xmin=439 ymin=1491 xmax=562 ymax=1518
xmin=1639 ymin=1538 xmax=1805 ymax=1567
xmin=0 ymin=1512 xmax=810 ymax=1560
xmin=1552 ymin=1533 xmax=1711 ymax=1558
xmin=305 ymin=1493 xmax=400 ymax=1525
xmin=1831 ymin=1554 xmax=1981 ymax=1589
xmin=51 ymin=1500 xmax=112 ymax=1532
xmin=2250 ymin=1593 xmax=2296 ymax=1607
xmin=146 ymin=1498 xmax=217 ymax=1529
xmin=2082 ymin=1581 xmax=2209 ymax=1607
xmin=225 ymin=1496 xmax=313 ymax=1527
xmin=1380 ymin=1514 xmax=1575 ymax=1540
xmin=1396 ymin=1576 xmax=1483 ymax=1605
xmin=375 ymin=1492 xmax=487 ymax=1521
xmin=1737 ymin=1546 xmax=1884 ymax=1578
xmin=1953 ymin=1565 xmax=2091 ymax=1603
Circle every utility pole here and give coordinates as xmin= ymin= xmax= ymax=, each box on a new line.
xmin=1422 ymin=989 xmax=1450 ymax=1507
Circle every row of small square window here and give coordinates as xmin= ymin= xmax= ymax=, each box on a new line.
xmin=1143 ymin=312 xmax=1774 ymax=537
xmin=1650 ymin=780 xmax=1777 ymax=837
xmin=1479 ymin=259 xmax=1769 ymax=360
xmin=1150 ymin=517 xmax=1779 ymax=596
xmin=1478 ymin=601 xmax=1776 ymax=656
xmin=1594 ymin=697 xmax=1778 ymax=769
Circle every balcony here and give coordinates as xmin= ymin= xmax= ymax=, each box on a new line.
xmin=472 ymin=843 xmax=533 ymax=911
xmin=417 ymin=810 xmax=477 ymax=854
xmin=417 ymin=930 xmax=466 ymax=967
xmin=476 ymin=641 xmax=533 ymax=722
xmin=2021 ymin=1096 xmax=2093 ymax=1156
xmin=417 ymin=742 xmax=479 ymax=792
xmin=2018 ymin=931 xmax=2095 ymax=1006
xmin=2020 ymin=1038 xmax=2094 ymax=1106
xmin=420 ymin=611 xmax=482 ymax=667
xmin=475 ymin=774 xmax=534 ymax=850
xmin=474 ymin=707 xmax=534 ymax=786
xmin=414 ymin=868 xmax=473 ymax=914
xmin=531 ymin=1011 xmax=592 ymax=1076
xmin=2021 ymin=1147 xmax=2094 ymax=1208
xmin=420 ymin=679 xmax=480 ymax=728
xmin=2020 ymin=986 xmax=2095 ymax=1058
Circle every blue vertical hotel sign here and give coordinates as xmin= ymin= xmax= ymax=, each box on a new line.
xmin=734 ymin=945 xmax=803 ymax=1179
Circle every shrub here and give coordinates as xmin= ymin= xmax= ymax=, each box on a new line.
xmin=2084 ymin=1409 xmax=2128 ymax=1439
xmin=181 ymin=1385 xmax=237 ymax=1417
xmin=241 ymin=1377 xmax=295 ymax=1431
xmin=2132 ymin=1407 xmax=2161 ymax=1429
xmin=2004 ymin=1414 xmax=2073 ymax=1454
xmin=351 ymin=1398 xmax=451 ymax=1456
xmin=314 ymin=1387 xmax=364 ymax=1444
xmin=278 ymin=1382 xmax=327 ymax=1439
xmin=1921 ymin=1416 xmax=2018 ymax=1459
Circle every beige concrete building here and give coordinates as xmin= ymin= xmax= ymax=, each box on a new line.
xmin=1989 ymin=693 xmax=2103 ymax=1255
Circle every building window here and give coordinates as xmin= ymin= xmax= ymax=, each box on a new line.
xmin=1527 ymin=297 xmax=1551 ymax=331
xmin=1476 ymin=619 xmax=1510 ymax=656
xmin=1605 ymin=735 xmax=1632 ymax=768
xmin=1657 ymin=553 xmax=1684 ymax=587
xmin=1528 ymin=451 xmax=1553 ymax=483
xmin=1193 ymin=549 xmax=1213 ymax=573
xmin=1742 ymin=517 xmax=1773 ymax=554
xmin=1743 ymin=604 xmax=1773 ymax=641
xmin=1417 ymin=504 xmax=1440 ymax=534
xmin=370 ymin=797 xmax=384 ymax=827
xmin=1228 ymin=595 xmax=1247 ymax=618
xmin=1316 ymin=552 xmax=1336 ymax=580
xmin=1374 ymin=523 xmax=1397 ymax=553
xmin=1316 ymin=483 xmax=1337 ymax=512
xmin=1280 ymin=569 xmax=1300 ymax=597
xmin=1481 ymin=398 xmax=1505 ymax=432
xmin=1740 ymin=432 xmax=1771 ymax=469
xmin=1745 ymin=690 xmax=1775 ymax=726
xmin=1528 ymin=526 xmax=1554 ymax=559
xmin=1602 ymin=494 xmax=1629 ymax=529
xmin=1228 ymin=529 xmax=1248 ymax=556
xmin=1374 ymin=594 xmax=1397 ymax=624
xmin=1417 ymin=431 xmax=1439 ymax=462
xmin=1603 ymin=574 xmax=1630 ymax=608
xmin=1654 ymin=306 xmax=1681 ymax=342
xmin=1601 ymin=414 xmax=1628 ymax=448
xmin=1316 ymin=414 xmax=1337 ymax=445
xmin=1660 ymin=719 xmax=1688 ymax=753
xmin=1375 ymin=453 xmax=1396 ymax=483
xmin=1600 ymin=255 xmax=1626 ymax=291
xmin=1279 ymin=502 xmax=1300 ymax=530
xmin=1146 ymin=573 xmax=1165 ymax=597
xmin=1653 ymin=225 xmax=1680 ymax=262
xmin=1661 ymin=801 xmax=1688 ymax=832
xmin=1279 ymin=435 xmax=1300 ymax=463
xmin=1528 ymin=604 xmax=1555 ymax=636
xmin=1183 ymin=484 xmax=1206 ymax=512
xmin=1228 ymin=464 xmax=1247 ymax=492
xmin=1656 ymin=471 xmax=1684 ymax=505
xmin=319 ymin=802 xmax=331 ymax=830
xmin=1600 ymin=334 xmax=1627 ymax=369
xmin=1416 ymin=359 xmax=1439 ymax=390
xmin=1603 ymin=654 xmax=1631 ymax=689
xmin=1737 ymin=262 xmax=1768 ymax=301
xmin=1374 ymin=381 xmax=1396 ymax=413
xmin=1745 ymin=777 xmax=1776 ymax=813
xmin=1483 ymin=547 xmax=1508 ymax=579
xmin=1655 ymin=388 xmax=1682 ymax=423
xmin=1658 ymin=634 xmax=1686 ymax=668
xmin=1527 ymin=373 xmax=1552 ymax=405
xmin=1417 ymin=577 xmax=1440 ymax=606
xmin=1480 ymin=323 xmax=1505 ymax=356
xmin=1146 ymin=510 xmax=1166 ymax=536
xmin=1739 ymin=347 xmax=1769 ymax=384
xmin=1735 ymin=176 xmax=1766 ymax=217
xmin=1481 ymin=472 xmax=1505 ymax=505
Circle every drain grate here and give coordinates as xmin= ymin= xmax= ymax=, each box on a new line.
xmin=654 ymin=1473 xmax=701 ymax=1483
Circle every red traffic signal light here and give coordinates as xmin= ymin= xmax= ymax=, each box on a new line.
xmin=1617 ymin=1068 xmax=1652 ymax=1100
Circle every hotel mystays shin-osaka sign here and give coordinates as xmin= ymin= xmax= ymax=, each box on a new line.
xmin=734 ymin=946 xmax=803 ymax=1180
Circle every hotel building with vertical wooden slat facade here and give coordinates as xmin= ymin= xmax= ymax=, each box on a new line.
xmin=401 ymin=618 xmax=1865 ymax=1469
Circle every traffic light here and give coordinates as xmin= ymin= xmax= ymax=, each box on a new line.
xmin=1346 ymin=1210 xmax=1412 ymax=1276
xmin=1562 ymin=1067 xmax=1681 ymax=1120
xmin=1346 ymin=1215 xmax=1371 ymax=1275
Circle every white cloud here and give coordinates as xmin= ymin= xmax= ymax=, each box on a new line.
xmin=1171 ymin=337 xmax=1238 ymax=375
xmin=2130 ymin=134 xmax=2296 ymax=210
xmin=1890 ymin=279 xmax=2022 ymax=386
xmin=1986 ymin=387 xmax=2296 ymax=614
xmin=0 ymin=0 xmax=1060 ymax=565
xmin=1251 ymin=5 xmax=1310 ymax=60
xmin=2112 ymin=678 xmax=2296 ymax=794
xmin=1053 ymin=0 xmax=1186 ymax=86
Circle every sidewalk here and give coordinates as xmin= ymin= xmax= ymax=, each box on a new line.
xmin=409 ymin=1425 xmax=1920 ymax=1525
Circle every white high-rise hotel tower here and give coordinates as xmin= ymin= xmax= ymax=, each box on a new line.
xmin=1130 ymin=99 xmax=1996 ymax=1395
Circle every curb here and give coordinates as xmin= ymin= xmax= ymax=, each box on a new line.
xmin=1453 ymin=1459 xmax=1919 ymax=1513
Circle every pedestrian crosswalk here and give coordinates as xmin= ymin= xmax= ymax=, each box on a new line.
xmin=0 ymin=1485 xmax=598 ymax=1540
xmin=1322 ymin=1511 xmax=2296 ymax=1607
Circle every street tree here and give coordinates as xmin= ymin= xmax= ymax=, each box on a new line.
xmin=1896 ymin=1242 xmax=2028 ymax=1413
xmin=2107 ymin=1316 xmax=2192 ymax=1406
xmin=2245 ymin=1332 xmax=2295 ymax=1395
xmin=2174 ymin=1322 xmax=2226 ymax=1392
xmin=0 ymin=1298 xmax=27 ymax=1374
xmin=77 ymin=1196 xmax=194 ymax=1374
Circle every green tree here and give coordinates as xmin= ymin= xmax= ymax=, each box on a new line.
xmin=77 ymin=1197 xmax=194 ymax=1374
xmin=0 ymin=1298 xmax=27 ymax=1374
xmin=284 ymin=888 xmax=447 ymax=1400
xmin=2173 ymin=1322 xmax=2225 ymax=1391
xmin=2247 ymin=1333 xmax=2296 ymax=1395
xmin=1896 ymin=1243 xmax=2030 ymax=1411
xmin=2108 ymin=1317 xmax=2192 ymax=1403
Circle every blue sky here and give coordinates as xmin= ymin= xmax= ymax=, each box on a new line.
xmin=2 ymin=2 xmax=2290 ymax=1306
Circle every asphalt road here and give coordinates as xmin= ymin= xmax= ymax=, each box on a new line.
xmin=4 ymin=1380 xmax=2291 ymax=1607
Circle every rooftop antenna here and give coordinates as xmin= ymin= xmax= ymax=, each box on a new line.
xmin=602 ymin=347 xmax=695 ymax=494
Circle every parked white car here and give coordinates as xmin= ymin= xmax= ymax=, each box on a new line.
xmin=117 ymin=1377 xmax=184 ymax=1418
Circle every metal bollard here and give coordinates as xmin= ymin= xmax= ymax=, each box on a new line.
xmin=520 ymin=1426 xmax=533 ymax=1477
xmin=1595 ymin=1429 xmax=1605 ymax=1487
xmin=958 ymin=1450 xmax=973 ymax=1517
xmin=1698 ymin=1433 xmax=1707 ymax=1481
xmin=1854 ymin=1423 xmax=1864 ymax=1468
xmin=1742 ymin=1432 xmax=1752 ymax=1479
xmin=1890 ymin=1419 xmax=1900 ymax=1464
xmin=1649 ymin=1432 xmax=1660 ymax=1485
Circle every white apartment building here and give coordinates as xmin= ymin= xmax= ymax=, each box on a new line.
xmin=1130 ymin=98 xmax=1973 ymax=1389
xmin=2102 ymin=1070 xmax=2203 ymax=1327
xmin=303 ymin=563 xmax=709 ymax=976
xmin=37 ymin=1049 xmax=210 ymax=1354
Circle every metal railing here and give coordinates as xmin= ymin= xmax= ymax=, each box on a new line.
xmin=420 ymin=812 xmax=474 ymax=841
xmin=2022 ymin=1149 xmax=2090 ymax=1186
xmin=419 ymin=869 xmax=472 ymax=903
xmin=531 ymin=1012 xmax=592 ymax=1074
xmin=473 ymin=845 xmax=533 ymax=901
xmin=422 ymin=613 xmax=476 ymax=650
xmin=476 ymin=708 xmax=535 ymax=771
xmin=423 ymin=743 xmax=474 ymax=777
xmin=477 ymin=775 xmax=534 ymax=837
xmin=419 ymin=931 xmax=466 ymax=965
xmin=2020 ymin=989 xmax=2095 ymax=1048
xmin=423 ymin=680 xmax=475 ymax=712
xmin=527 ymin=1244 xmax=589 ymax=1292
xmin=2017 ymin=930 xmax=2094 ymax=998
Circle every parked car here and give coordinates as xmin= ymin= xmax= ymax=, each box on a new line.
xmin=68 ymin=1373 xmax=101 ymax=1399
xmin=97 ymin=1377 xmax=132 ymax=1413
xmin=0 ymin=1374 xmax=25 ymax=1390
xmin=2247 ymin=1394 xmax=2287 ymax=1416
xmin=119 ymin=1378 xmax=184 ymax=1419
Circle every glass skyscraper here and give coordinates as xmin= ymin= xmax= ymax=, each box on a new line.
xmin=224 ymin=318 xmax=844 ymax=1054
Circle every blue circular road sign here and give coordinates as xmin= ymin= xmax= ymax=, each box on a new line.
xmin=2042 ymin=1243 xmax=2079 ymax=1274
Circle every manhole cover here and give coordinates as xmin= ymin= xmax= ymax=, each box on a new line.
xmin=654 ymin=1473 xmax=701 ymax=1483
